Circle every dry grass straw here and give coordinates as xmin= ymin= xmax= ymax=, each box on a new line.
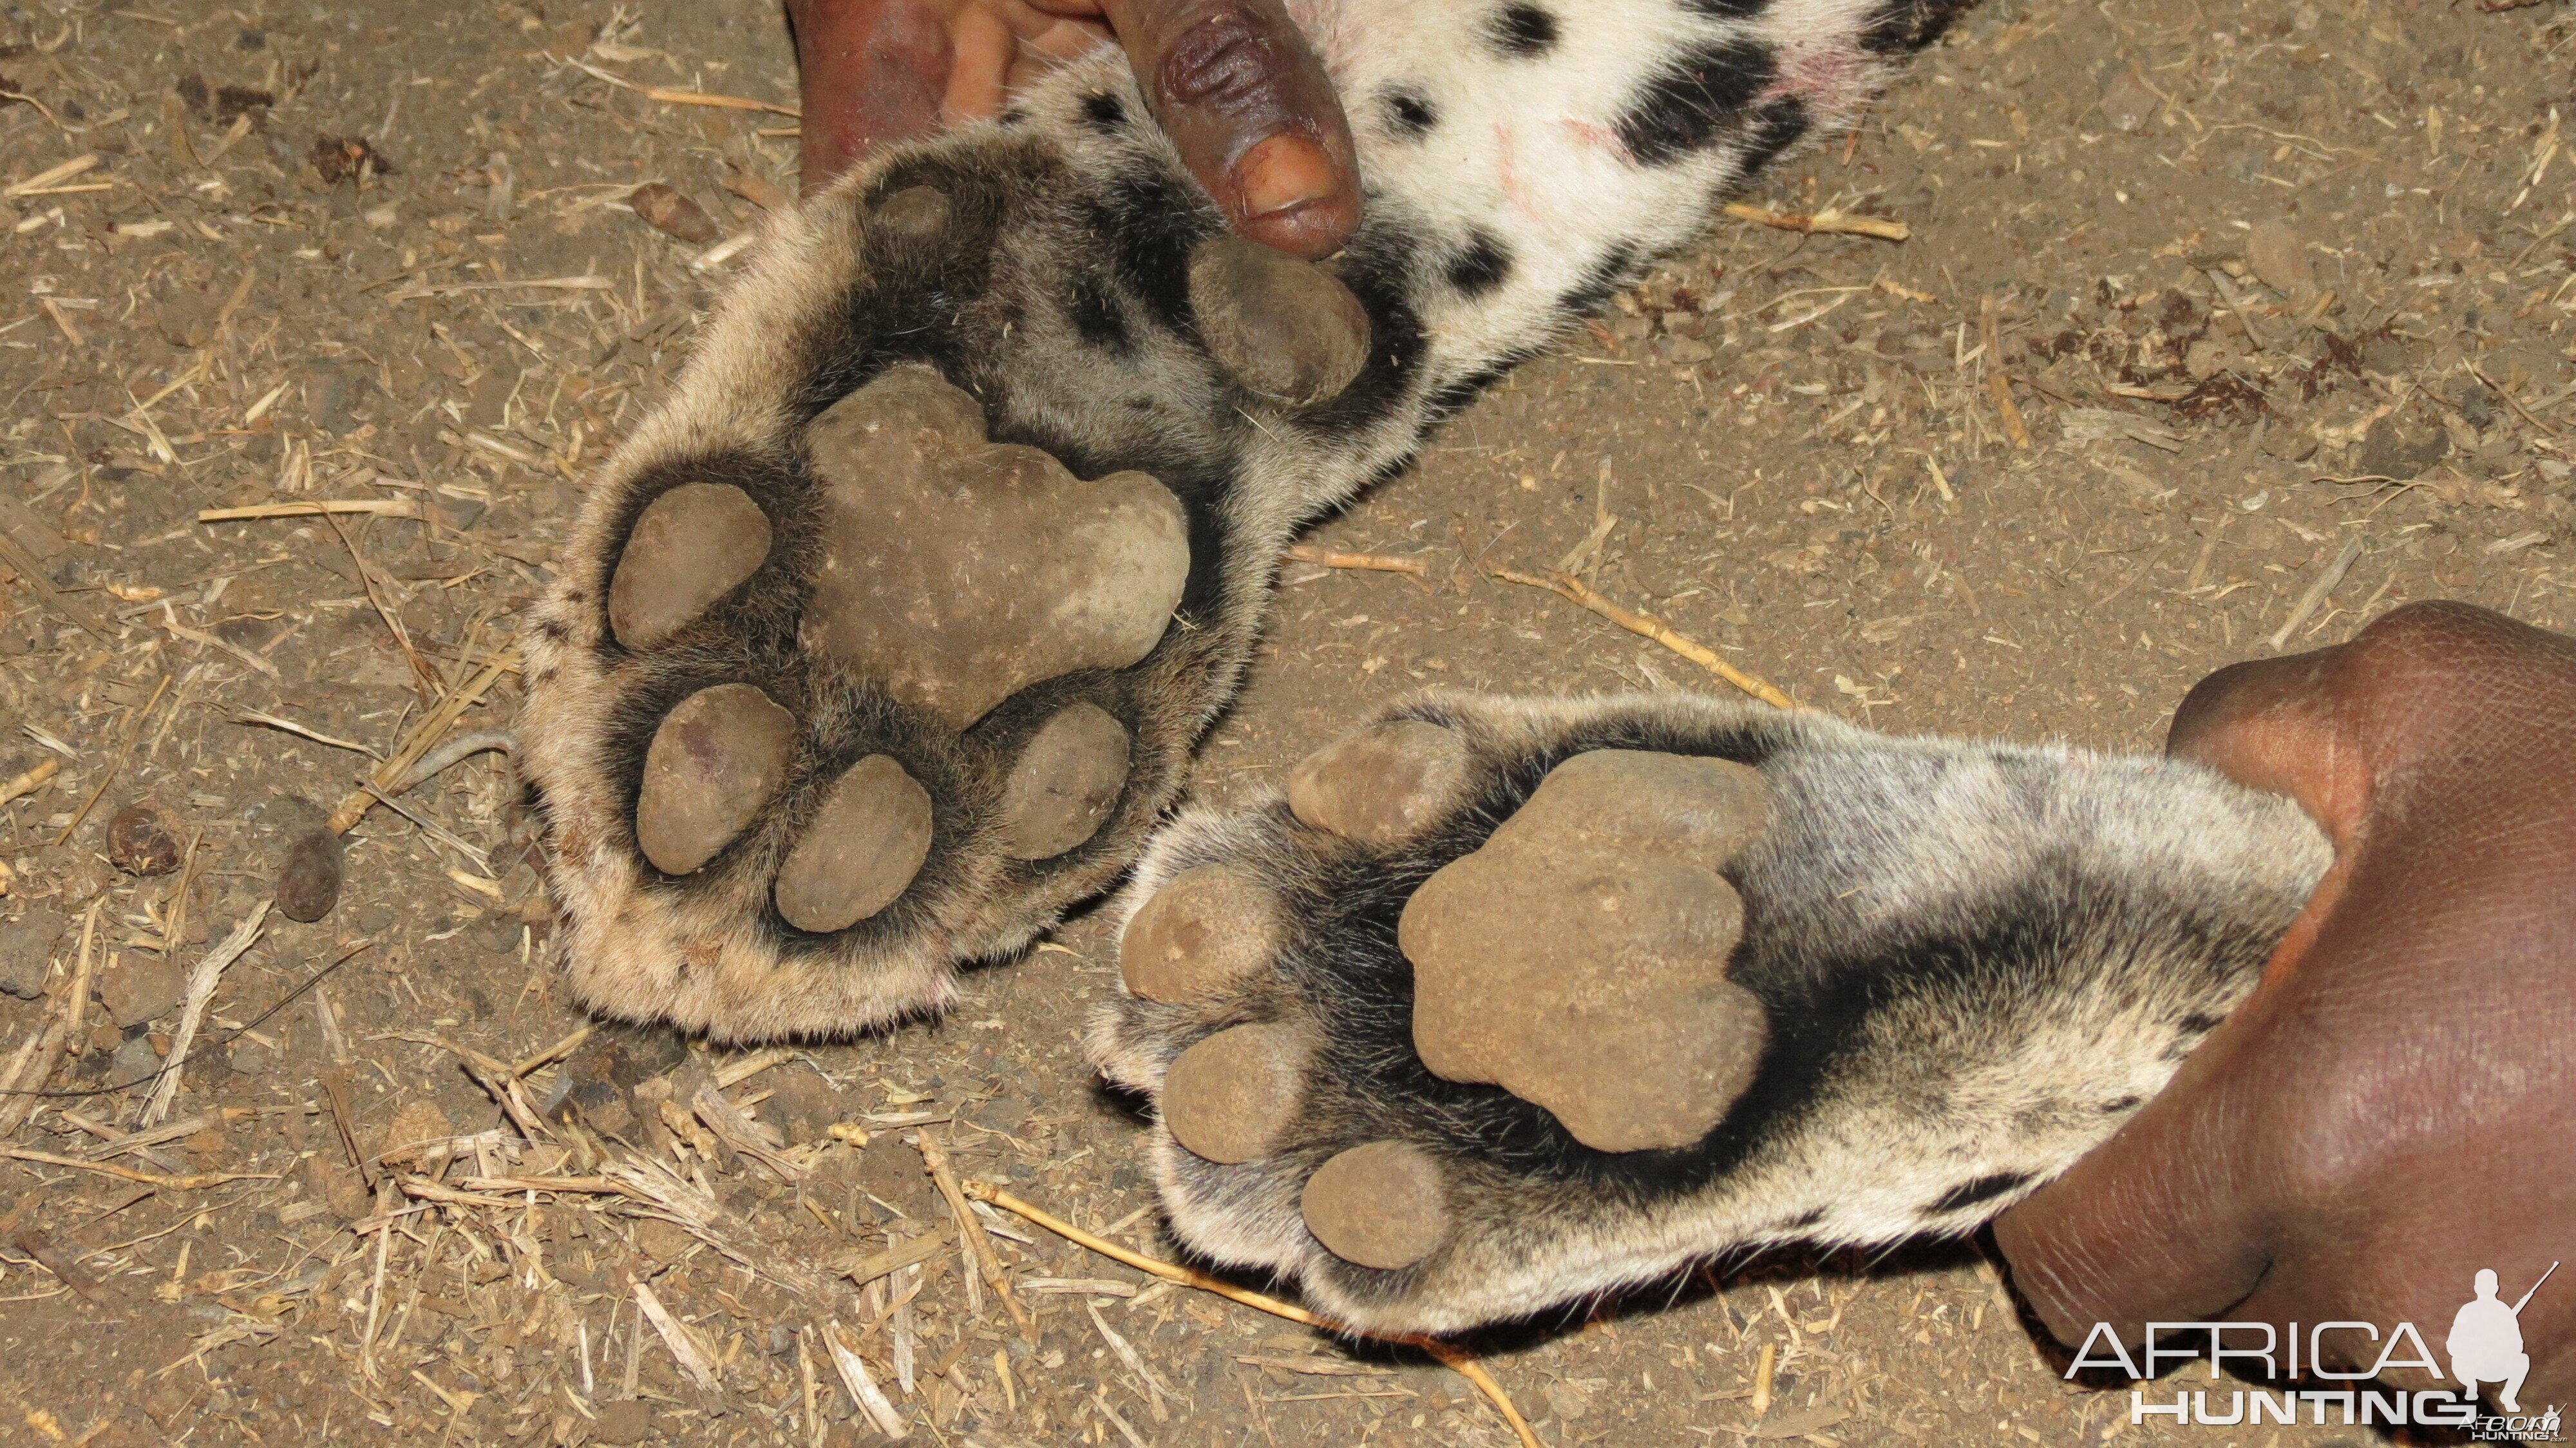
xmin=1724 ymin=201 xmax=1910 ymax=242
xmin=965 ymin=1181 xmax=1548 ymax=1448
xmin=1287 ymin=544 xmax=1431 ymax=576
xmin=1491 ymin=567 xmax=1799 ymax=710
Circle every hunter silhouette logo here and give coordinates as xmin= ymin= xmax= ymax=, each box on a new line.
xmin=2453 ymin=1263 xmax=2558 ymax=1415
xmin=2067 ymin=1258 xmax=2566 ymax=1437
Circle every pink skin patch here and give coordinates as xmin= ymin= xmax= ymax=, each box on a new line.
xmin=1763 ymin=42 xmax=1871 ymax=127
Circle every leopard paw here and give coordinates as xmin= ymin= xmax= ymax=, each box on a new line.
xmin=1095 ymin=692 xmax=2328 ymax=1333
xmin=517 ymin=97 xmax=1389 ymax=1040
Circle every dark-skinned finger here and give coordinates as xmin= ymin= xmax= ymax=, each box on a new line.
xmin=788 ymin=0 xmax=956 ymax=193
xmin=1097 ymin=0 xmax=1359 ymax=258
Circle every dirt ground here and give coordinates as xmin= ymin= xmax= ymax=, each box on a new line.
xmin=0 ymin=0 xmax=2570 ymax=1443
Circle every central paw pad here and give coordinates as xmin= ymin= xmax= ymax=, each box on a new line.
xmin=1398 ymin=749 xmax=1772 ymax=1154
xmin=802 ymin=369 xmax=1191 ymax=731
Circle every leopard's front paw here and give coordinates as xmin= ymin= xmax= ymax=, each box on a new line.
xmin=517 ymin=104 xmax=1389 ymax=1040
xmin=1094 ymin=693 xmax=2328 ymax=1333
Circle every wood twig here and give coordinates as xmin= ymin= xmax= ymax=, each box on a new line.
xmin=1981 ymin=296 xmax=2032 ymax=449
xmin=2269 ymin=537 xmax=2363 ymax=651
xmin=0 ymin=526 xmax=112 ymax=641
xmin=0 ymin=1144 xmax=278 ymax=1190
xmin=1724 ymin=201 xmax=1909 ymax=242
xmin=0 ymin=900 xmax=100 ymax=1134
xmin=141 ymin=902 xmax=271 ymax=1125
xmin=196 ymin=499 xmax=427 ymax=523
xmin=966 ymin=1182 xmax=1545 ymax=1448
xmin=1286 ymin=544 xmax=1430 ymax=576
xmin=914 ymin=1135 xmax=1034 ymax=1339
xmin=0 ymin=757 xmax=60 ymax=808
xmin=1490 ymin=568 xmax=1799 ymax=710
xmin=328 ymin=653 xmax=516 ymax=835
xmin=569 ymin=59 xmax=799 ymax=117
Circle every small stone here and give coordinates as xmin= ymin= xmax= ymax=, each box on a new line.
xmin=2098 ymin=67 xmax=2159 ymax=131
xmin=1161 ymin=1024 xmax=1306 ymax=1165
xmin=99 ymin=953 xmax=185 ymax=1028
xmin=1301 ymin=1140 xmax=1450 ymax=1270
xmin=2244 ymin=222 xmax=2314 ymax=296
xmin=774 ymin=755 xmax=933 ymax=932
xmin=2359 ymin=418 xmax=2452 ymax=481
xmin=0 ymin=907 xmax=66 ymax=1000
xmin=274 ymin=828 xmax=346 ymax=922
xmin=1286 ymin=719 xmax=1472 ymax=846
xmin=1188 ymin=236 xmax=1372 ymax=408
xmin=995 ymin=703 xmax=1130 ymax=861
xmin=608 ymin=483 xmax=774 ymax=650
xmin=1120 ymin=864 xmax=1282 ymax=1004
xmin=802 ymin=370 xmax=1191 ymax=730
xmin=630 ymin=182 xmax=721 ymax=244
xmin=106 ymin=802 xmax=184 ymax=876
xmin=377 ymin=1098 xmax=452 ymax=1167
xmin=110 ymin=1031 xmax=160 ymax=1085
xmin=636 ymin=683 xmax=799 ymax=876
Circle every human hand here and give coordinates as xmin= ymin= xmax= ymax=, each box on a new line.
xmin=1994 ymin=601 xmax=2576 ymax=1406
xmin=784 ymin=0 xmax=1358 ymax=258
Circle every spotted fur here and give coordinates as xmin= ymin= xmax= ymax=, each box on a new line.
xmin=1092 ymin=692 xmax=2329 ymax=1333
xmin=520 ymin=0 xmax=1976 ymax=1038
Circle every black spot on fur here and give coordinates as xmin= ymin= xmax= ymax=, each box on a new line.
xmin=1685 ymin=0 xmax=1770 ymax=15
xmin=2179 ymin=1013 xmax=2224 ymax=1034
xmin=1784 ymin=1206 xmax=1827 ymax=1230
xmin=2099 ymin=1094 xmax=2143 ymax=1114
xmin=1558 ymin=240 xmax=1640 ymax=315
xmin=1080 ymin=92 xmax=1125 ymax=131
xmin=1615 ymin=39 xmax=1777 ymax=166
xmin=1931 ymin=1172 xmax=2036 ymax=1214
xmin=1446 ymin=229 xmax=1513 ymax=297
xmin=1381 ymin=86 xmax=1437 ymax=138
xmin=1861 ymin=0 xmax=1978 ymax=55
xmin=1735 ymin=97 xmax=1811 ymax=180
xmin=1066 ymin=274 xmax=1131 ymax=352
xmin=536 ymin=619 xmax=570 ymax=643
xmin=1486 ymin=3 xmax=1558 ymax=56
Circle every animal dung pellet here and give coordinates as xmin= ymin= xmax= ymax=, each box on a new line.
xmin=274 ymin=827 xmax=346 ymax=922
xmin=630 ymin=182 xmax=722 ymax=243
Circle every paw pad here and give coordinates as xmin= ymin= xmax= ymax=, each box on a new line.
xmin=1161 ymin=1022 xmax=1307 ymax=1165
xmin=802 ymin=367 xmax=1190 ymax=730
xmin=1119 ymin=864 xmax=1283 ymax=1003
xmin=1188 ymin=237 xmax=1372 ymax=409
xmin=1398 ymin=750 xmax=1772 ymax=1154
xmin=609 ymin=483 xmax=773 ymax=649
xmin=1301 ymin=1140 xmax=1450 ymax=1271
xmin=1287 ymin=719 xmax=1472 ymax=846
xmin=636 ymin=684 xmax=799 ymax=876
xmin=996 ymin=702 xmax=1130 ymax=861
xmin=774 ymin=755 xmax=934 ymax=932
